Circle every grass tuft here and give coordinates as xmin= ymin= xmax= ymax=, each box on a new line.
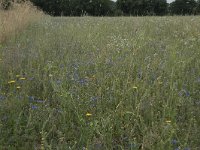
xmin=0 ymin=1 xmax=43 ymax=44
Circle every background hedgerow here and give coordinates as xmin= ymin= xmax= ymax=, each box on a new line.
xmin=0 ymin=15 xmax=200 ymax=149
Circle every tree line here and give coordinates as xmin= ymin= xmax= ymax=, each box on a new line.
xmin=1 ymin=0 xmax=200 ymax=16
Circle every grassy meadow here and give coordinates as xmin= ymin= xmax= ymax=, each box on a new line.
xmin=0 ymin=16 xmax=200 ymax=149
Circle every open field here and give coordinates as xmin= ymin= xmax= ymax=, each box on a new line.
xmin=0 ymin=16 xmax=200 ymax=149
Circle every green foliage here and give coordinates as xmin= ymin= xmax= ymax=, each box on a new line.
xmin=195 ymin=0 xmax=200 ymax=14
xmin=30 ymin=0 xmax=115 ymax=16
xmin=116 ymin=0 xmax=168 ymax=16
xmin=0 ymin=16 xmax=200 ymax=149
xmin=169 ymin=0 xmax=197 ymax=15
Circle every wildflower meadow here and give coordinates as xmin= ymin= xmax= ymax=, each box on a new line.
xmin=0 ymin=16 xmax=200 ymax=149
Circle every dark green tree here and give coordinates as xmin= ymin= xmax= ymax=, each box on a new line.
xmin=196 ymin=0 xmax=200 ymax=14
xmin=86 ymin=0 xmax=114 ymax=16
xmin=30 ymin=0 xmax=114 ymax=16
xmin=169 ymin=0 xmax=197 ymax=15
xmin=116 ymin=0 xmax=167 ymax=16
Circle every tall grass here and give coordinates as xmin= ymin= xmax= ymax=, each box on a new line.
xmin=0 ymin=1 xmax=43 ymax=43
xmin=0 ymin=16 xmax=200 ymax=149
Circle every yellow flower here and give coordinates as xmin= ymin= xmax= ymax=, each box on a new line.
xmin=165 ymin=120 xmax=171 ymax=123
xmin=16 ymin=75 xmax=20 ymax=78
xmin=19 ymin=77 xmax=26 ymax=80
xmin=133 ymin=86 xmax=138 ymax=89
xmin=8 ymin=80 xmax=16 ymax=84
xmin=16 ymin=86 xmax=21 ymax=89
xmin=86 ymin=113 xmax=92 ymax=117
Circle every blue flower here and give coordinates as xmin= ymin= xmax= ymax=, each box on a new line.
xmin=90 ymin=96 xmax=99 ymax=107
xmin=184 ymin=148 xmax=190 ymax=150
xmin=55 ymin=109 xmax=63 ymax=113
xmin=0 ymin=95 xmax=5 ymax=101
xmin=56 ymin=80 xmax=62 ymax=85
xmin=29 ymin=96 xmax=45 ymax=103
xmin=29 ymin=77 xmax=35 ymax=81
xmin=179 ymin=89 xmax=190 ymax=97
xmin=73 ymin=72 xmax=79 ymax=81
xmin=31 ymin=105 xmax=38 ymax=110
xmin=59 ymin=64 xmax=65 ymax=69
xmin=78 ymin=78 xmax=88 ymax=86
xmin=29 ymin=96 xmax=34 ymax=101
xmin=171 ymin=139 xmax=178 ymax=145
xmin=90 ymin=96 xmax=98 ymax=102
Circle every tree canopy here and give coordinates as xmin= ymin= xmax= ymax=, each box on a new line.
xmin=30 ymin=0 xmax=115 ymax=16
xmin=1 ymin=0 xmax=200 ymax=16
xmin=116 ymin=0 xmax=168 ymax=16
xmin=169 ymin=0 xmax=197 ymax=15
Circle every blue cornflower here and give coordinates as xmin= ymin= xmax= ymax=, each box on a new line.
xmin=56 ymin=80 xmax=62 ymax=85
xmin=55 ymin=109 xmax=63 ymax=113
xmin=171 ymin=139 xmax=178 ymax=145
xmin=59 ymin=64 xmax=64 ymax=69
xmin=79 ymin=78 xmax=88 ymax=85
xmin=0 ymin=95 xmax=5 ymax=101
xmin=29 ymin=96 xmax=45 ymax=103
xmin=31 ymin=105 xmax=38 ymax=110
xmin=179 ymin=89 xmax=190 ymax=97
xmin=185 ymin=90 xmax=190 ymax=97
xmin=72 ymin=63 xmax=79 ymax=70
xmin=29 ymin=96 xmax=34 ymax=101
xmin=90 ymin=96 xmax=98 ymax=102
xmin=73 ymin=72 xmax=79 ymax=81
xmin=90 ymin=96 xmax=99 ymax=107
xmin=29 ymin=77 xmax=35 ymax=81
